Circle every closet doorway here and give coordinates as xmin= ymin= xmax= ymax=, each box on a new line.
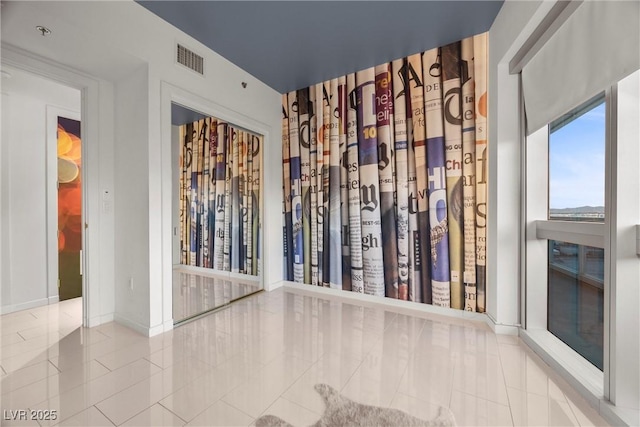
xmin=171 ymin=103 xmax=263 ymax=324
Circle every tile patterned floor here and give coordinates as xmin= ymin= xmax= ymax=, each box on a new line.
xmin=0 ymin=282 xmax=610 ymax=426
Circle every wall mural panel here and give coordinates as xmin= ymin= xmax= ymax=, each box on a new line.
xmin=179 ymin=117 xmax=262 ymax=276
xmin=281 ymin=32 xmax=488 ymax=312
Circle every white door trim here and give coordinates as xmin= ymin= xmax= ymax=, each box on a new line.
xmin=159 ymin=81 xmax=272 ymax=332
xmin=2 ymin=43 xmax=103 ymax=327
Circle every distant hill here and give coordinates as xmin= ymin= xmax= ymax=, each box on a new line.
xmin=550 ymin=206 xmax=604 ymax=214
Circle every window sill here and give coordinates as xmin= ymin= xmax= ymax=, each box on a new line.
xmin=520 ymin=328 xmax=639 ymax=426
xmin=519 ymin=329 xmax=603 ymax=411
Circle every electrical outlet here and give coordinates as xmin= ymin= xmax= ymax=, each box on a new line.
xmin=129 ymin=277 xmax=134 ymax=291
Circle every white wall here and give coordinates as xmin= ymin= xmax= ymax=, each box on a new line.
xmin=113 ymin=64 xmax=151 ymax=331
xmin=486 ymin=0 xmax=547 ymax=330
xmin=1 ymin=0 xmax=282 ymax=334
xmin=0 ymin=67 xmax=81 ymax=313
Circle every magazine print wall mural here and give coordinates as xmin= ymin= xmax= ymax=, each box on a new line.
xmin=282 ymin=33 xmax=488 ymax=312
xmin=179 ymin=117 xmax=262 ymax=276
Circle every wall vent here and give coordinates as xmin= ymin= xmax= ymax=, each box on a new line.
xmin=176 ymin=44 xmax=204 ymax=75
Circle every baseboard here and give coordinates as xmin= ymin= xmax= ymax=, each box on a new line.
xmin=484 ymin=312 xmax=520 ymax=335
xmin=148 ymin=319 xmax=174 ymax=337
xmin=264 ymin=280 xmax=283 ymax=292
xmin=283 ymin=281 xmax=488 ymax=324
xmin=48 ymin=296 xmax=59 ymax=305
xmin=87 ymin=313 xmax=114 ymax=328
xmin=1 ymin=297 xmax=49 ymax=315
xmin=114 ymin=313 xmax=152 ymax=337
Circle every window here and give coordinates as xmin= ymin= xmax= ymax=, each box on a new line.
xmin=545 ymin=95 xmax=606 ymax=370
xmin=524 ymin=93 xmax=609 ymax=386
xmin=548 ymin=240 xmax=604 ymax=370
xmin=549 ymin=94 xmax=605 ymax=222
xmin=526 ymin=70 xmax=640 ymax=416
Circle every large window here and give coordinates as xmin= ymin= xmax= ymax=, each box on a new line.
xmin=525 ymin=69 xmax=640 ymax=419
xmin=545 ymin=96 xmax=606 ymax=370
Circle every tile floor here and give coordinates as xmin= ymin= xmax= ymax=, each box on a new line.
xmin=1 ymin=284 xmax=610 ymax=426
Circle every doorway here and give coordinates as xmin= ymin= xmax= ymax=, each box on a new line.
xmin=0 ymin=64 xmax=83 ymax=313
xmin=170 ymin=101 xmax=264 ymax=324
xmin=56 ymin=116 xmax=83 ymax=301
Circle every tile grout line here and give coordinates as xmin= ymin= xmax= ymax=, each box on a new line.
xmin=154 ymin=355 xmax=244 ymax=422
xmin=91 ymin=367 xmax=169 ymax=424
xmin=493 ymin=342 xmax=517 ymax=426
xmin=218 ymin=353 xmax=316 ymax=422
xmin=47 ymin=359 xmax=62 ymax=374
xmin=219 ymin=397 xmax=260 ymax=424
xmin=388 ymin=319 xmax=429 ymax=409
xmin=279 ymin=395 xmax=323 ymax=417
xmin=31 ymin=357 xmax=167 ymax=424
xmin=94 ymin=358 xmax=113 ymax=373
xmin=93 ymin=404 xmax=117 ymax=426
xmin=156 ymin=401 xmax=190 ymax=425
xmin=275 ymin=355 xmax=324 ymax=415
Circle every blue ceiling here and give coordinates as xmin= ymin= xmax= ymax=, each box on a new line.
xmin=139 ymin=1 xmax=503 ymax=97
xmin=172 ymin=103 xmax=208 ymax=126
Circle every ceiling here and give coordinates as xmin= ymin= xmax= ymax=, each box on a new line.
xmin=137 ymin=1 xmax=504 ymax=94
xmin=172 ymin=103 xmax=208 ymax=126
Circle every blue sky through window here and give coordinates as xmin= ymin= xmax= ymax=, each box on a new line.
xmin=549 ymin=103 xmax=605 ymax=210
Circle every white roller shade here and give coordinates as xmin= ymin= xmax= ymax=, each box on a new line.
xmin=522 ymin=1 xmax=639 ymax=134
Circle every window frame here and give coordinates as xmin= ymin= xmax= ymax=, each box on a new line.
xmin=522 ymin=87 xmax=613 ymax=400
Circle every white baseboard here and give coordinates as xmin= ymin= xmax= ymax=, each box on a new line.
xmin=87 ymin=313 xmax=114 ymax=328
xmin=283 ymin=281 xmax=489 ymax=325
xmin=485 ymin=312 xmax=520 ymax=335
xmin=148 ymin=319 xmax=174 ymax=337
xmin=114 ymin=314 xmax=152 ymax=337
xmin=1 ymin=297 xmax=49 ymax=315
xmin=264 ymin=280 xmax=283 ymax=292
xmin=48 ymin=296 xmax=59 ymax=305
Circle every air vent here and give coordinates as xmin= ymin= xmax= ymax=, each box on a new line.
xmin=176 ymin=44 xmax=204 ymax=75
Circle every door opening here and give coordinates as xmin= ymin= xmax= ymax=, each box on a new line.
xmin=56 ymin=116 xmax=83 ymax=301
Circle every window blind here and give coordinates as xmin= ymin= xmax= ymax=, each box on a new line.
xmin=522 ymin=1 xmax=639 ymax=135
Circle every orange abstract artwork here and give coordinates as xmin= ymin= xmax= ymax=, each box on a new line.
xmin=57 ymin=119 xmax=82 ymax=253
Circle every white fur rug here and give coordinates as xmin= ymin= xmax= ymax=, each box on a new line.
xmin=255 ymin=384 xmax=457 ymax=427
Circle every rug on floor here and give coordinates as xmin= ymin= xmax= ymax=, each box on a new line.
xmin=255 ymin=383 xmax=457 ymax=427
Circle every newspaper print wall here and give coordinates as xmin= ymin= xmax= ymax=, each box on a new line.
xmin=179 ymin=117 xmax=261 ymax=276
xmin=281 ymin=33 xmax=488 ymax=312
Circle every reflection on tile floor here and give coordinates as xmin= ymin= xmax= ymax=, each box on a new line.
xmin=172 ymin=269 xmax=262 ymax=323
xmin=0 ymin=289 xmax=611 ymax=426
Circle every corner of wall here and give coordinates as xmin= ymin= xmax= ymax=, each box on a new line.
xmin=486 ymin=0 xmax=548 ymax=328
